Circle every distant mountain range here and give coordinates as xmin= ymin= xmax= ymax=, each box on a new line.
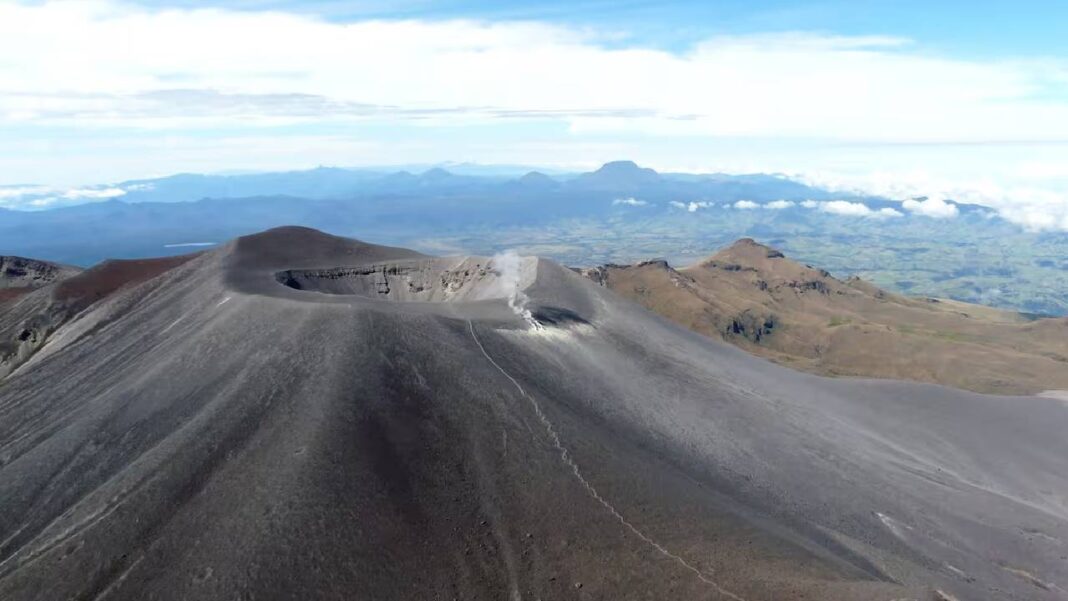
xmin=7 ymin=160 xmax=847 ymax=207
xmin=0 ymin=161 xmax=851 ymax=265
xmin=1 ymin=161 xmax=1065 ymax=315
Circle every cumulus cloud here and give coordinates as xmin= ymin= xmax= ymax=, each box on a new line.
xmin=800 ymin=199 xmax=820 ymax=208
xmin=764 ymin=200 xmax=795 ymax=209
xmin=670 ymin=200 xmax=713 ymax=212
xmin=901 ymin=196 xmax=959 ymax=218
xmin=819 ymin=200 xmax=875 ymax=216
xmin=613 ymin=197 xmax=649 ymax=206
xmin=806 ymin=200 xmax=903 ymax=218
xmin=733 ymin=200 xmax=759 ymax=209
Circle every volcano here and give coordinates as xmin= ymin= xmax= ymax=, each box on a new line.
xmin=0 ymin=226 xmax=1065 ymax=600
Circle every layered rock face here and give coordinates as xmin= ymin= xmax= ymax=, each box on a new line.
xmin=277 ymin=255 xmax=537 ymax=303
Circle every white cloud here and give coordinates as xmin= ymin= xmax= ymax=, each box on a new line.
xmin=613 ymin=197 xmax=648 ymax=206
xmin=812 ymin=199 xmax=903 ymax=218
xmin=799 ymin=169 xmax=1068 ymax=231
xmin=0 ymin=185 xmax=127 ymax=209
xmin=0 ymin=2 xmax=1067 ymax=230
xmin=991 ymin=187 xmax=1068 ymax=231
xmin=764 ymin=199 xmax=795 ymax=209
xmin=0 ymin=185 xmax=50 ymax=200
xmin=1 ymin=2 xmax=1068 ymax=144
xmin=800 ymin=199 xmax=820 ymax=208
xmin=901 ymin=195 xmax=959 ymax=218
xmin=819 ymin=200 xmax=875 ymax=216
xmin=670 ymin=200 xmax=713 ymax=212
xmin=733 ymin=200 xmax=759 ymax=209
xmin=61 ymin=187 xmax=126 ymax=200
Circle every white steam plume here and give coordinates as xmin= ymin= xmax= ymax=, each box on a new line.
xmin=491 ymin=250 xmax=541 ymax=329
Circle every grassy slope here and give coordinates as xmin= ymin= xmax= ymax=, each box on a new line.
xmin=582 ymin=238 xmax=1068 ymax=395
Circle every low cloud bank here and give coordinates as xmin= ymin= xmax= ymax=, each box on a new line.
xmin=797 ymin=171 xmax=1068 ymax=231
xmin=0 ymin=185 xmax=127 ymax=209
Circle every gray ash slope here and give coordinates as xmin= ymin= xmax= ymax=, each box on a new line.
xmin=1 ymin=226 xmax=1065 ymax=600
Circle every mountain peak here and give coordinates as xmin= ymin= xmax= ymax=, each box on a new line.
xmin=699 ymin=238 xmax=786 ymax=265
xmin=723 ymin=238 xmax=785 ymax=258
xmin=594 ymin=160 xmax=658 ymax=176
xmin=687 ymin=238 xmax=835 ymax=288
xmin=573 ymin=160 xmax=660 ymax=190
xmin=517 ymin=171 xmax=558 ymax=186
xmin=420 ymin=167 xmax=453 ymax=180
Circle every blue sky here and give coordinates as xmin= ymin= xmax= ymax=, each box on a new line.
xmin=2 ymin=0 xmax=1068 ymax=229
xmin=129 ymin=0 xmax=1068 ymax=57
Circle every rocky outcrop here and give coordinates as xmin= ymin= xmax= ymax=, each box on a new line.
xmin=574 ymin=260 xmax=698 ymax=295
xmin=0 ymin=256 xmax=80 ymax=290
xmin=787 ymin=279 xmax=832 ymax=295
xmin=573 ymin=265 xmax=610 ymax=286
xmin=725 ymin=310 xmax=778 ymax=343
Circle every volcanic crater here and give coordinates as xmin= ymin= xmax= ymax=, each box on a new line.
xmin=275 ymin=255 xmax=538 ymax=303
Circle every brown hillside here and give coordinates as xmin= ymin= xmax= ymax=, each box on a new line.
xmin=1 ymin=254 xmax=199 ymax=378
xmin=579 ymin=238 xmax=1068 ymax=395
